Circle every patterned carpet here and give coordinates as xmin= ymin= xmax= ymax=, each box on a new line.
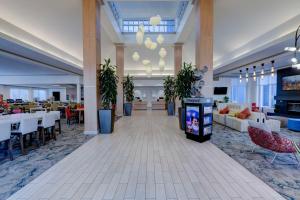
xmin=0 ymin=122 xmax=93 ymax=200
xmin=211 ymin=123 xmax=300 ymax=200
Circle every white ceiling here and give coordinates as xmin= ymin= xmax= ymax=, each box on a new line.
xmin=0 ymin=0 xmax=300 ymax=75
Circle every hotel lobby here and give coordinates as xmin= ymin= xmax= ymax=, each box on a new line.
xmin=0 ymin=0 xmax=300 ymax=199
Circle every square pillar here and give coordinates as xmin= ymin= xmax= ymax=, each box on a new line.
xmin=115 ymin=43 xmax=124 ymax=116
xmin=195 ymin=0 xmax=214 ymax=98
xmin=82 ymin=0 xmax=101 ymax=135
xmin=174 ymin=43 xmax=183 ymax=75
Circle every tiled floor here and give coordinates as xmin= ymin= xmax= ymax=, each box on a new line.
xmin=8 ymin=111 xmax=285 ymax=200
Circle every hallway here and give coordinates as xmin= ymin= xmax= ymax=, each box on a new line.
xmin=8 ymin=111 xmax=284 ymax=200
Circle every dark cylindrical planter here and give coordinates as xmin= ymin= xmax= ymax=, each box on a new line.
xmin=98 ymin=109 xmax=113 ymax=134
xmin=178 ymin=107 xmax=186 ymax=130
xmin=124 ymin=102 xmax=133 ymax=116
xmin=167 ymin=102 xmax=175 ymax=116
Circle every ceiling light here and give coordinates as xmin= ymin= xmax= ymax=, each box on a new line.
xmin=132 ymin=52 xmax=140 ymax=61
xmin=284 ymin=47 xmax=297 ymax=52
xmin=271 ymin=60 xmax=275 ymax=77
xmin=150 ymin=15 xmax=161 ymax=26
xmin=239 ymin=70 xmax=242 ymax=82
xmin=157 ymin=34 xmax=164 ymax=44
xmin=292 ymin=63 xmax=300 ymax=69
xmin=291 ymin=57 xmax=298 ymax=64
xmin=150 ymin=42 xmax=157 ymax=50
xmin=136 ymin=31 xmax=144 ymax=45
xmin=145 ymin=37 xmax=153 ymax=49
xmin=159 ymin=58 xmax=165 ymax=71
xmin=245 ymin=68 xmax=249 ymax=82
xmin=142 ymin=59 xmax=151 ymax=65
xmin=253 ymin=66 xmax=256 ymax=81
xmin=159 ymin=48 xmax=167 ymax=58
xmin=260 ymin=63 xmax=264 ymax=80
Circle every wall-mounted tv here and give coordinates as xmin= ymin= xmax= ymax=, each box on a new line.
xmin=282 ymin=75 xmax=300 ymax=91
xmin=214 ymin=87 xmax=227 ymax=95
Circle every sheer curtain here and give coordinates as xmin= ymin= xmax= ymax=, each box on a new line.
xmin=231 ymin=78 xmax=247 ymax=104
xmin=257 ymin=74 xmax=277 ymax=108
xmin=10 ymin=88 xmax=29 ymax=101
xmin=33 ymin=89 xmax=47 ymax=101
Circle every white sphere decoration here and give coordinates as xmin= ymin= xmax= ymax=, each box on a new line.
xmin=136 ymin=31 xmax=144 ymax=45
xmin=142 ymin=59 xmax=151 ymax=65
xmin=144 ymin=37 xmax=153 ymax=49
xmin=132 ymin=52 xmax=140 ymax=61
xmin=159 ymin=48 xmax=167 ymax=58
xmin=156 ymin=34 xmax=164 ymax=44
xmin=138 ymin=24 xmax=145 ymax=33
xmin=150 ymin=42 xmax=157 ymax=50
xmin=150 ymin=15 xmax=161 ymax=26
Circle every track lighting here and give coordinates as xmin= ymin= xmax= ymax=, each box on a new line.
xmin=271 ymin=60 xmax=275 ymax=77
xmin=246 ymin=68 xmax=249 ymax=82
xmin=260 ymin=63 xmax=264 ymax=80
xmin=253 ymin=66 xmax=256 ymax=81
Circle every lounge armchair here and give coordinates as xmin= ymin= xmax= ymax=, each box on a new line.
xmin=248 ymin=123 xmax=300 ymax=165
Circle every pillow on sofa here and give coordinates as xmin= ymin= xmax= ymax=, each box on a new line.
xmin=228 ymin=111 xmax=239 ymax=117
xmin=219 ymin=106 xmax=229 ymax=114
xmin=237 ymin=108 xmax=251 ymax=119
xmin=248 ymin=120 xmax=272 ymax=133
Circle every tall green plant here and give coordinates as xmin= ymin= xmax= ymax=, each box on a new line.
xmin=175 ymin=62 xmax=195 ymax=107
xmin=98 ymin=58 xmax=119 ymax=109
xmin=163 ymin=76 xmax=176 ymax=103
xmin=123 ymin=75 xmax=135 ymax=102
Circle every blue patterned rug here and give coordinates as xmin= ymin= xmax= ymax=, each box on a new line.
xmin=0 ymin=122 xmax=93 ymax=200
xmin=211 ymin=123 xmax=300 ymax=200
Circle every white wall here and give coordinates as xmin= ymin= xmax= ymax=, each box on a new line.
xmin=101 ymin=26 xmax=116 ymax=66
xmin=213 ymin=77 xmax=232 ymax=102
xmin=134 ymin=86 xmax=164 ymax=107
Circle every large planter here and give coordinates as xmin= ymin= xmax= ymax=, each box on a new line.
xmin=178 ymin=107 xmax=185 ymax=130
xmin=98 ymin=109 xmax=113 ymax=134
xmin=167 ymin=102 xmax=175 ymax=116
xmin=124 ymin=102 xmax=132 ymax=116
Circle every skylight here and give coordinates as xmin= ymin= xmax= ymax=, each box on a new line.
xmin=122 ymin=20 xmax=175 ymax=33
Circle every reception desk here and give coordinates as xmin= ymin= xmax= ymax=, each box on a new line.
xmin=152 ymin=100 xmax=166 ymax=110
xmin=133 ymin=101 xmax=147 ymax=110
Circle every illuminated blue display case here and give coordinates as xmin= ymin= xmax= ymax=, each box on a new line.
xmin=184 ymin=98 xmax=213 ymax=143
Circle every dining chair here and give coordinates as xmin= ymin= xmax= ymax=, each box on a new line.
xmin=11 ymin=117 xmax=39 ymax=155
xmin=39 ymin=113 xmax=56 ymax=145
xmin=0 ymin=121 xmax=13 ymax=160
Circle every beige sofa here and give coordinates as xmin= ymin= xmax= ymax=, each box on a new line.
xmin=213 ymin=103 xmax=280 ymax=132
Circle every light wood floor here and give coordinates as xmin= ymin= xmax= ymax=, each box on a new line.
xmin=8 ymin=111 xmax=284 ymax=200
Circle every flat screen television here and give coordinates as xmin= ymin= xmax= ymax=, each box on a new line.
xmin=282 ymin=75 xmax=300 ymax=91
xmin=214 ymin=87 xmax=227 ymax=95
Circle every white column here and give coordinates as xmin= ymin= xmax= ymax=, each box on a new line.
xmin=77 ymin=83 xmax=81 ymax=103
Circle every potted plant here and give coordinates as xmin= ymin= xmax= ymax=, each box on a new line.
xmin=123 ymin=75 xmax=135 ymax=116
xmin=163 ymin=76 xmax=176 ymax=116
xmin=98 ymin=58 xmax=118 ymax=133
xmin=175 ymin=62 xmax=195 ymax=130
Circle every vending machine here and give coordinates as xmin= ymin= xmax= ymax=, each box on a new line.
xmin=184 ymin=98 xmax=213 ymax=143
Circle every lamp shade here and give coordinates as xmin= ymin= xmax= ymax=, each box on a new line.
xmin=132 ymin=52 xmax=140 ymax=61
xmin=142 ymin=59 xmax=151 ymax=65
xmin=144 ymin=37 xmax=153 ymax=49
xmin=150 ymin=42 xmax=157 ymax=50
xmin=150 ymin=15 xmax=161 ymax=26
xmin=156 ymin=34 xmax=164 ymax=44
xmin=159 ymin=58 xmax=165 ymax=71
xmin=138 ymin=24 xmax=145 ymax=33
xmin=159 ymin=48 xmax=167 ymax=58
xmin=136 ymin=31 xmax=144 ymax=45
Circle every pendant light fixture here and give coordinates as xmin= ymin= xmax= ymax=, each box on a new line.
xmin=245 ymin=68 xmax=249 ymax=82
xmin=157 ymin=34 xmax=164 ymax=44
xmin=260 ymin=63 xmax=264 ymax=80
xmin=159 ymin=48 xmax=167 ymax=58
xmin=271 ymin=60 xmax=275 ymax=77
xmin=239 ymin=70 xmax=242 ymax=83
xmin=253 ymin=66 xmax=256 ymax=81
xmin=285 ymin=25 xmax=300 ymax=68
xmin=150 ymin=15 xmax=161 ymax=26
xmin=132 ymin=52 xmax=140 ymax=61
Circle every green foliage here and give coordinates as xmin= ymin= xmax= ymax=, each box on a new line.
xmin=175 ymin=62 xmax=195 ymax=106
xmin=163 ymin=76 xmax=176 ymax=103
xmin=223 ymin=96 xmax=229 ymax=103
xmin=98 ymin=58 xmax=119 ymax=109
xmin=123 ymin=75 xmax=135 ymax=103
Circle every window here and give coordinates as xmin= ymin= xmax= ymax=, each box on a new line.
xmin=257 ymin=74 xmax=277 ymax=108
xmin=231 ymin=79 xmax=247 ymax=104
xmin=10 ymin=88 xmax=29 ymax=101
xmin=33 ymin=89 xmax=47 ymax=101
xmin=122 ymin=19 xmax=176 ymax=33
